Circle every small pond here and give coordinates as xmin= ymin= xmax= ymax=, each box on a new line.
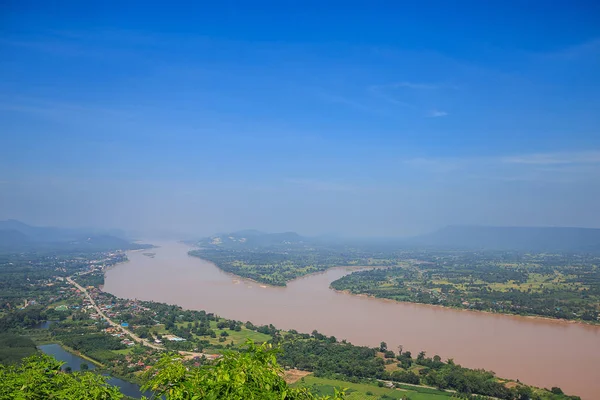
xmin=38 ymin=344 xmax=153 ymax=399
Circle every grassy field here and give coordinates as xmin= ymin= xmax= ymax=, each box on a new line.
xmin=292 ymin=376 xmax=454 ymax=400
xmin=206 ymin=320 xmax=271 ymax=346
xmin=159 ymin=319 xmax=272 ymax=348
xmin=150 ymin=323 xmax=167 ymax=335
xmin=113 ymin=347 xmax=135 ymax=355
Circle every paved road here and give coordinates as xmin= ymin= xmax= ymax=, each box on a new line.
xmin=67 ymin=276 xmax=164 ymax=350
xmin=67 ymin=275 xmax=213 ymax=359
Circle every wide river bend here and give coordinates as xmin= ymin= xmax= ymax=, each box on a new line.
xmin=103 ymin=242 xmax=600 ymax=399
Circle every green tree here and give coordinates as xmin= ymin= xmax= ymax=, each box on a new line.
xmin=514 ymin=385 xmax=534 ymax=400
xmin=550 ymin=387 xmax=564 ymax=395
xmin=143 ymin=340 xmax=344 ymax=399
xmin=0 ymin=354 xmax=122 ymax=399
xmin=1 ymin=343 xmax=345 ymax=399
xmin=80 ymin=363 xmax=89 ymax=371
xmin=379 ymin=342 xmax=387 ymax=352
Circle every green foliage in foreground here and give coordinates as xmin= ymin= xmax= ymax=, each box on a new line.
xmin=0 ymin=341 xmax=344 ymax=400
xmin=142 ymin=341 xmax=344 ymax=399
xmin=0 ymin=353 xmax=122 ymax=399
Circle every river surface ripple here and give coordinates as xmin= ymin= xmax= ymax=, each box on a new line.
xmin=103 ymin=242 xmax=600 ymax=399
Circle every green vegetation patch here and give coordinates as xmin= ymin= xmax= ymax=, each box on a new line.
xmin=293 ymin=376 xmax=452 ymax=400
xmin=206 ymin=319 xmax=272 ymax=346
xmin=0 ymin=333 xmax=38 ymax=365
xmin=331 ymin=252 xmax=600 ymax=322
xmin=189 ymin=247 xmax=395 ymax=286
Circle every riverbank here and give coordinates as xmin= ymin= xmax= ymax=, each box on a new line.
xmin=103 ymin=241 xmax=600 ymax=399
xmin=186 ymin=254 xmax=599 ymax=327
xmin=330 ymin=287 xmax=600 ymax=327
xmin=190 ymin=255 xmax=374 ymax=289
xmin=37 ymin=343 xmax=150 ymax=399
xmin=32 ymin=335 xmax=132 ymax=382
xmin=185 ymin=246 xmax=598 ymax=326
xmin=60 ymin=343 xmax=105 ymax=368
xmin=27 ymin=325 xmax=105 ymax=368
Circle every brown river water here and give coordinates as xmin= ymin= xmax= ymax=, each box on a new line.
xmin=103 ymin=242 xmax=600 ymax=399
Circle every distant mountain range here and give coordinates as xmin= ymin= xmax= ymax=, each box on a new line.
xmin=198 ymin=225 xmax=600 ymax=252
xmin=6 ymin=220 xmax=598 ymax=253
xmin=0 ymin=220 xmax=150 ymax=253
xmin=406 ymin=225 xmax=600 ymax=252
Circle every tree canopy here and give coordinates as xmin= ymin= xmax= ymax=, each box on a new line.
xmin=0 ymin=353 xmax=122 ymax=399
xmin=0 ymin=341 xmax=344 ymax=400
xmin=142 ymin=341 xmax=344 ymax=399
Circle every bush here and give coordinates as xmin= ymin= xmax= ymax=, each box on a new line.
xmin=0 ymin=354 xmax=121 ymax=399
xmin=551 ymin=387 xmax=564 ymax=395
xmin=1 ymin=341 xmax=345 ymax=399
xmin=143 ymin=341 xmax=345 ymax=399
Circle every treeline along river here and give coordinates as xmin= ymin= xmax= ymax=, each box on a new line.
xmin=103 ymin=242 xmax=600 ymax=399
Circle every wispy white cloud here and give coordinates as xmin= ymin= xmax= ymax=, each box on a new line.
xmin=0 ymin=37 xmax=135 ymax=60
xmin=428 ymin=109 xmax=448 ymax=118
xmin=48 ymin=28 xmax=169 ymax=46
xmin=386 ymin=82 xmax=439 ymax=90
xmin=315 ymin=91 xmax=389 ymax=115
xmin=367 ymin=84 xmax=414 ymax=109
xmin=403 ymin=157 xmax=461 ymax=173
xmin=367 ymin=81 xmax=455 ymax=117
xmin=371 ymin=81 xmax=459 ymax=91
xmin=501 ymin=151 xmax=600 ymax=165
xmin=541 ymin=38 xmax=600 ymax=60
xmin=403 ymin=150 xmax=600 ymax=183
xmin=0 ymin=97 xmax=132 ymax=119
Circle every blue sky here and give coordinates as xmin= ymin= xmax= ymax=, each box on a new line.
xmin=1 ymin=1 xmax=599 ymax=237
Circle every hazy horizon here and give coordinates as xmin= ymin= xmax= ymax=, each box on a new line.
xmin=2 ymin=3 xmax=600 ymax=237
